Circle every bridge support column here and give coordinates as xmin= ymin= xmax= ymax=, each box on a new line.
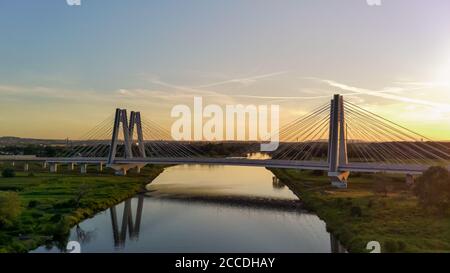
xmin=115 ymin=168 xmax=127 ymax=176
xmin=135 ymin=164 xmax=146 ymax=174
xmin=68 ymin=163 xmax=75 ymax=171
xmin=98 ymin=163 xmax=103 ymax=172
xmin=330 ymin=171 xmax=350 ymax=188
xmin=80 ymin=164 xmax=88 ymax=174
xmin=328 ymin=94 xmax=349 ymax=188
xmin=43 ymin=162 xmax=47 ymax=169
xmin=24 ymin=163 xmax=29 ymax=172
xmin=108 ymin=164 xmax=140 ymax=176
xmin=12 ymin=161 xmax=15 ymax=167
xmin=49 ymin=163 xmax=58 ymax=173
xmin=406 ymin=174 xmax=415 ymax=186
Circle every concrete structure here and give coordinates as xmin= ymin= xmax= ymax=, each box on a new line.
xmin=68 ymin=163 xmax=75 ymax=171
xmin=406 ymin=174 xmax=415 ymax=186
xmin=107 ymin=109 xmax=133 ymax=165
xmin=328 ymin=94 xmax=350 ymax=188
xmin=107 ymin=109 xmax=146 ymax=165
xmin=49 ymin=163 xmax=58 ymax=173
xmin=80 ymin=164 xmax=88 ymax=174
xmin=24 ymin=163 xmax=29 ymax=172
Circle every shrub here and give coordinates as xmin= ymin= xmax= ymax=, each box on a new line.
xmin=335 ymin=198 xmax=345 ymax=208
xmin=1 ymin=168 xmax=16 ymax=178
xmin=28 ymin=200 xmax=39 ymax=208
xmin=414 ymin=166 xmax=450 ymax=213
xmin=53 ymin=199 xmax=77 ymax=209
xmin=311 ymin=170 xmax=325 ymax=176
xmin=30 ymin=211 xmax=44 ymax=218
xmin=0 ymin=186 xmax=23 ymax=191
xmin=384 ymin=240 xmax=398 ymax=253
xmin=383 ymin=240 xmax=406 ymax=253
xmin=0 ymin=192 xmax=22 ymax=226
xmin=350 ymin=206 xmax=362 ymax=217
xmin=50 ymin=214 xmax=63 ymax=223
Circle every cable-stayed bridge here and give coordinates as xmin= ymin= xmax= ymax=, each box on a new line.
xmin=1 ymin=94 xmax=449 ymax=188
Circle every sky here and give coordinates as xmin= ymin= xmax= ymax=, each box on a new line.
xmin=0 ymin=0 xmax=449 ymax=140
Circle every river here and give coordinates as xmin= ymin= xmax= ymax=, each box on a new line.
xmin=32 ymin=164 xmax=344 ymax=253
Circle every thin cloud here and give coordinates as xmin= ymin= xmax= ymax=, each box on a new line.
xmin=311 ymin=78 xmax=450 ymax=110
xmin=394 ymin=81 xmax=450 ymax=88
xmin=194 ymin=71 xmax=289 ymax=88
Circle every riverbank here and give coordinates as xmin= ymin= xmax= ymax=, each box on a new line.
xmin=0 ymin=165 xmax=165 ymax=253
xmin=147 ymin=190 xmax=304 ymax=211
xmin=269 ymin=168 xmax=450 ymax=253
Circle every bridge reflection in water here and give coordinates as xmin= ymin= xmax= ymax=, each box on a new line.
xmin=106 ymin=194 xmax=346 ymax=253
xmin=110 ymin=195 xmax=144 ymax=248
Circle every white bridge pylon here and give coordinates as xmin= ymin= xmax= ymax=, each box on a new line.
xmin=328 ymin=94 xmax=350 ymax=188
xmin=107 ymin=109 xmax=146 ymax=175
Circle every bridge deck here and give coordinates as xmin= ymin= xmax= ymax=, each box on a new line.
xmin=1 ymin=156 xmax=446 ymax=174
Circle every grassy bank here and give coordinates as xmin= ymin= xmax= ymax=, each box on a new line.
xmin=0 ymin=163 xmax=165 ymax=253
xmin=269 ymin=168 xmax=450 ymax=253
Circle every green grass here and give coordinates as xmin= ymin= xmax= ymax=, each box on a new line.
xmin=269 ymin=168 xmax=450 ymax=253
xmin=0 ymin=164 xmax=165 ymax=253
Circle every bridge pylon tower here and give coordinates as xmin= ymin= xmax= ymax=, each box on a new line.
xmin=328 ymin=94 xmax=350 ymax=188
xmin=129 ymin=111 xmax=146 ymax=158
xmin=107 ymin=108 xmax=146 ymax=175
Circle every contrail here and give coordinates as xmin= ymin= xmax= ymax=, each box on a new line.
xmin=195 ymin=71 xmax=289 ymax=88
xmin=314 ymin=78 xmax=450 ymax=109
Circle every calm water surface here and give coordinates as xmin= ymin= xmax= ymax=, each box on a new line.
xmin=33 ymin=165 xmax=342 ymax=253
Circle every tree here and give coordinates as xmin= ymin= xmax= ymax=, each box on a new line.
xmin=74 ymin=184 xmax=91 ymax=208
xmin=1 ymin=168 xmax=16 ymax=178
xmin=0 ymin=192 xmax=22 ymax=226
xmin=414 ymin=166 xmax=450 ymax=213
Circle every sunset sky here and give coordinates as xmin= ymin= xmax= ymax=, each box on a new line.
xmin=0 ymin=0 xmax=449 ymax=140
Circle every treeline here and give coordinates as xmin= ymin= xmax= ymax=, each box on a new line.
xmin=0 ymin=145 xmax=65 ymax=157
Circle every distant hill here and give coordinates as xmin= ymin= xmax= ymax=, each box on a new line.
xmin=0 ymin=136 xmax=69 ymax=146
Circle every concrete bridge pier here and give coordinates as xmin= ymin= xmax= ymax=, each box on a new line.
xmin=68 ymin=163 xmax=75 ymax=171
xmin=329 ymin=171 xmax=350 ymax=189
xmin=24 ymin=163 xmax=29 ymax=172
xmin=115 ymin=168 xmax=127 ymax=176
xmin=12 ymin=161 xmax=15 ymax=167
xmin=43 ymin=162 xmax=48 ymax=169
xmin=135 ymin=164 xmax=146 ymax=174
xmin=108 ymin=164 xmax=142 ymax=176
xmin=406 ymin=174 xmax=415 ymax=186
xmin=80 ymin=164 xmax=88 ymax=174
xmin=98 ymin=163 xmax=103 ymax=172
xmin=49 ymin=163 xmax=58 ymax=173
